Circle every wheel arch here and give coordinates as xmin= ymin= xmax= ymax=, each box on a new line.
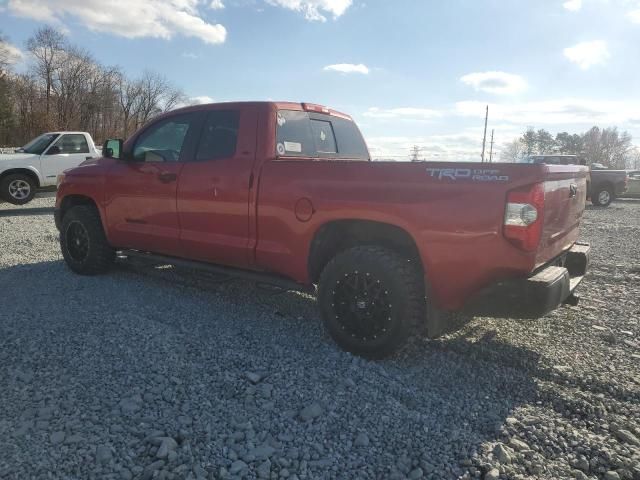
xmin=59 ymin=194 xmax=100 ymax=221
xmin=594 ymin=180 xmax=614 ymax=192
xmin=0 ymin=168 xmax=41 ymax=188
xmin=307 ymin=219 xmax=424 ymax=284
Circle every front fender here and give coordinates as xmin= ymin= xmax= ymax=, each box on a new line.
xmin=0 ymin=159 xmax=44 ymax=186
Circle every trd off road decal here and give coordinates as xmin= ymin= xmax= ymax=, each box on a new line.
xmin=426 ymin=168 xmax=510 ymax=182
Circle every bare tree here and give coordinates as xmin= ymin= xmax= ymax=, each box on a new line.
xmin=2 ymin=26 xmax=206 ymax=148
xmin=135 ymin=71 xmax=170 ymax=127
xmin=0 ymin=33 xmax=14 ymax=75
xmin=627 ymin=148 xmax=640 ymax=170
xmin=131 ymin=70 xmax=186 ymax=129
xmin=500 ymin=139 xmax=524 ymax=163
xmin=53 ymin=46 xmax=96 ymax=129
xmin=26 ymin=26 xmax=66 ymax=124
xmin=582 ymin=126 xmax=632 ymax=168
xmin=0 ymin=32 xmax=15 ymax=145
xmin=162 ymin=86 xmax=187 ymax=113
xmin=115 ymin=71 xmax=142 ymax=138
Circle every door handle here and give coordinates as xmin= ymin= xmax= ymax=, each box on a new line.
xmin=158 ymin=172 xmax=177 ymax=183
xmin=85 ymin=156 xmax=93 ymax=160
xmin=569 ymin=184 xmax=577 ymax=198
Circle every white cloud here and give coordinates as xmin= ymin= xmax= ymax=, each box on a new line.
xmin=0 ymin=41 xmax=24 ymax=64
xmin=6 ymin=0 xmax=227 ymax=44
xmin=363 ymin=107 xmax=442 ymax=120
xmin=460 ymin=71 xmax=527 ymax=95
xmin=563 ymin=0 xmax=582 ymax=11
xmin=210 ymin=0 xmax=224 ymax=8
xmin=267 ymin=0 xmax=352 ymax=21
xmin=563 ymin=40 xmax=610 ymax=69
xmin=182 ymin=52 xmax=199 ymax=59
xmin=629 ymin=8 xmax=640 ymax=23
xmin=455 ymin=98 xmax=640 ymax=127
xmin=323 ymin=63 xmax=369 ymax=74
xmin=189 ymin=96 xmax=215 ymax=105
xmin=175 ymin=95 xmax=215 ymax=108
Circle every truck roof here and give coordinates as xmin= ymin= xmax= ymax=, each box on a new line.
xmin=168 ymin=101 xmax=353 ymax=121
xmin=46 ymin=131 xmax=92 ymax=136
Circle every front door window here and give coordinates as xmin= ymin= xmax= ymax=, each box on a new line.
xmin=133 ymin=116 xmax=193 ymax=163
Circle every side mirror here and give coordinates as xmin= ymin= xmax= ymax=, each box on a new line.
xmin=103 ymin=139 xmax=124 ymax=159
xmin=47 ymin=145 xmax=61 ymax=155
xmin=15 ymin=147 xmax=25 ymax=153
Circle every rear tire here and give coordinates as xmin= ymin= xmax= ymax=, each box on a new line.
xmin=317 ymin=246 xmax=425 ymax=359
xmin=0 ymin=174 xmax=36 ymax=205
xmin=591 ymin=186 xmax=613 ymax=207
xmin=60 ymin=205 xmax=115 ymax=275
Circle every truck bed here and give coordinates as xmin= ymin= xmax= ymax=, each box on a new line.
xmin=255 ymin=160 xmax=589 ymax=310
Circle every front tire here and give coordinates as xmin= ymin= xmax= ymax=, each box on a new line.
xmin=60 ymin=205 xmax=115 ymax=275
xmin=0 ymin=174 xmax=36 ymax=205
xmin=317 ymin=246 xmax=425 ymax=359
xmin=592 ymin=186 xmax=613 ymax=207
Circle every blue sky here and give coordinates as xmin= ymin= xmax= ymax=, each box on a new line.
xmin=1 ymin=0 xmax=639 ymax=159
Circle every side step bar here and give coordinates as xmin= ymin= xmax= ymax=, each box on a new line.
xmin=119 ymin=249 xmax=314 ymax=294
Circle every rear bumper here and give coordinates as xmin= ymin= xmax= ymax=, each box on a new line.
xmin=464 ymin=242 xmax=590 ymax=318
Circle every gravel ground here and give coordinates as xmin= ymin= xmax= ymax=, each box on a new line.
xmin=0 ymin=196 xmax=638 ymax=480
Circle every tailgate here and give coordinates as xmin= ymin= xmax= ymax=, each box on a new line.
xmin=535 ymin=165 xmax=589 ymax=267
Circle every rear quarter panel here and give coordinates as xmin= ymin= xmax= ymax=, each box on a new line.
xmin=255 ymin=160 xmax=559 ymax=310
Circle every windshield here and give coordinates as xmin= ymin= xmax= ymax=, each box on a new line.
xmin=21 ymin=133 xmax=60 ymax=155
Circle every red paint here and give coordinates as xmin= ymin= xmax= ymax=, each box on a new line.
xmin=57 ymin=101 xmax=589 ymax=311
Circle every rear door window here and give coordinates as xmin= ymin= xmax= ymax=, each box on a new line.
xmin=196 ymin=110 xmax=240 ymax=161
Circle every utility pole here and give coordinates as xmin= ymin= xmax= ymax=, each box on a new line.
xmin=410 ymin=145 xmax=421 ymax=162
xmin=489 ymin=129 xmax=495 ymax=163
xmin=481 ymin=105 xmax=489 ymax=162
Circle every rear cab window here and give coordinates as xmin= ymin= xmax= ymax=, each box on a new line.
xmin=54 ymin=134 xmax=90 ymax=154
xmin=276 ymin=110 xmax=369 ymax=160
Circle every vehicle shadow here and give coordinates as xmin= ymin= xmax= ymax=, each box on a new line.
xmin=35 ymin=190 xmax=57 ymax=199
xmin=0 ymin=259 xmax=548 ymax=478
xmin=0 ymin=207 xmax=55 ymax=217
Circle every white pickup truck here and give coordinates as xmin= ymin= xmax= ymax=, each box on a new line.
xmin=0 ymin=131 xmax=100 ymax=205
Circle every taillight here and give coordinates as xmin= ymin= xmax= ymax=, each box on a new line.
xmin=503 ymin=183 xmax=545 ymax=252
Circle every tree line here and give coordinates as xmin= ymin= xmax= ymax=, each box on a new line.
xmin=0 ymin=27 xmax=188 ymax=147
xmin=501 ymin=126 xmax=639 ymax=169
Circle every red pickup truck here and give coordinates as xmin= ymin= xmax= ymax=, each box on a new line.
xmin=55 ymin=101 xmax=590 ymax=358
